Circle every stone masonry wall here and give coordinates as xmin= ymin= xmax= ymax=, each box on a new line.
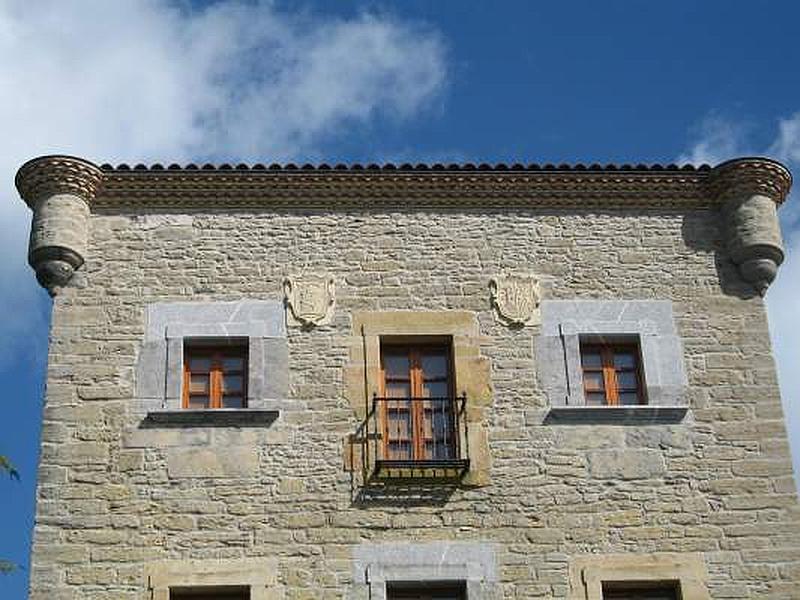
xmin=30 ymin=206 xmax=800 ymax=599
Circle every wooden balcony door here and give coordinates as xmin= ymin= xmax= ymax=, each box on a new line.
xmin=381 ymin=344 xmax=455 ymax=461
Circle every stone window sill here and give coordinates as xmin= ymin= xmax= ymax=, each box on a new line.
xmin=545 ymin=405 xmax=687 ymax=425
xmin=143 ymin=408 xmax=279 ymax=428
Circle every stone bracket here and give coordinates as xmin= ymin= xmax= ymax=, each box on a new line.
xmin=143 ymin=408 xmax=279 ymax=428
xmin=545 ymin=405 xmax=688 ymax=425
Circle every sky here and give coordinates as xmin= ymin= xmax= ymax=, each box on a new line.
xmin=1 ymin=0 xmax=799 ymax=596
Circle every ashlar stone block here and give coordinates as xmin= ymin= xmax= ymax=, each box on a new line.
xmin=166 ymin=447 xmax=259 ymax=478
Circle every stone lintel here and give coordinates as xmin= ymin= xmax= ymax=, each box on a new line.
xmin=568 ymin=552 xmax=710 ymax=600
xmin=352 ymin=541 xmax=498 ymax=600
xmin=147 ymin=557 xmax=280 ymax=600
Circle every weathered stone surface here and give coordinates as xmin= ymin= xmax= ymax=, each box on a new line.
xmin=166 ymin=447 xmax=259 ymax=478
xmin=587 ymin=449 xmax=667 ymax=480
xmin=43 ymin=441 xmax=109 ymax=466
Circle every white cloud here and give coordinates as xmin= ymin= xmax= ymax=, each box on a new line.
xmin=681 ymin=111 xmax=800 ymax=487
xmin=677 ymin=113 xmax=751 ymax=165
xmin=770 ymin=112 xmax=800 ymax=166
xmin=769 ymin=112 xmax=800 ymax=231
xmin=0 ymin=0 xmax=447 ymax=364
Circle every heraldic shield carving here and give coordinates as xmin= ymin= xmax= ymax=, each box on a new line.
xmin=284 ymin=274 xmax=336 ymax=327
xmin=489 ymin=274 xmax=541 ymax=326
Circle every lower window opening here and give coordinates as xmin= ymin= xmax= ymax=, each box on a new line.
xmin=170 ymin=585 xmax=250 ymax=600
xmin=602 ymin=580 xmax=681 ymax=600
xmin=387 ymin=581 xmax=466 ymax=600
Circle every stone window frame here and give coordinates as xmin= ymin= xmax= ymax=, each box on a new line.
xmin=567 ymin=553 xmax=710 ymax=600
xmin=147 ymin=557 xmax=279 ymax=600
xmin=536 ymin=300 xmax=689 ymax=423
xmin=343 ymin=311 xmax=493 ymax=486
xmin=352 ymin=542 xmax=499 ymax=600
xmin=135 ymin=300 xmax=289 ymax=415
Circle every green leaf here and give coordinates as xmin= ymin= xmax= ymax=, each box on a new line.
xmin=0 ymin=455 xmax=19 ymax=481
xmin=0 ymin=560 xmax=15 ymax=574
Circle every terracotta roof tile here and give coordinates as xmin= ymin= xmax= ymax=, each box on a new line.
xmin=18 ymin=155 xmax=792 ymax=210
xmin=97 ymin=161 xmax=714 ymax=173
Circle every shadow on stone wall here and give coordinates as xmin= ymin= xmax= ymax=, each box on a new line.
xmin=679 ymin=210 xmax=760 ymax=300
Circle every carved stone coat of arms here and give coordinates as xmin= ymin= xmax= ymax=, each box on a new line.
xmin=489 ymin=274 xmax=541 ymax=326
xmin=284 ymin=274 xmax=335 ymax=327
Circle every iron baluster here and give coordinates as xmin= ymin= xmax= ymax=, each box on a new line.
xmin=365 ymin=396 xmax=470 ymax=478
xmin=461 ymin=393 xmax=469 ymax=462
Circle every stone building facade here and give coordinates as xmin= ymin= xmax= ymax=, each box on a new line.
xmin=14 ymin=155 xmax=799 ymax=599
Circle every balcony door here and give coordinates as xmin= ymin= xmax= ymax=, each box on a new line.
xmin=380 ymin=344 xmax=455 ymax=461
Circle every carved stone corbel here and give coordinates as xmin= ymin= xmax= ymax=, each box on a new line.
xmin=15 ymin=156 xmax=103 ymax=295
xmin=709 ymin=157 xmax=792 ymax=295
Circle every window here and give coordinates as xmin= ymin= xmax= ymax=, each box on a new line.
xmin=602 ymin=581 xmax=679 ymax=600
xmin=569 ymin=553 xmax=709 ymax=600
xmin=344 ymin=311 xmax=490 ymax=485
xmin=171 ymin=587 xmax=249 ymax=600
xmin=387 ymin=582 xmax=466 ymax=600
xmin=136 ymin=301 xmax=289 ymax=416
xmin=183 ymin=341 xmax=248 ymax=409
xmin=580 ymin=342 xmax=645 ymax=406
xmin=380 ymin=343 xmax=456 ymax=461
xmin=537 ymin=300 xmax=689 ymax=422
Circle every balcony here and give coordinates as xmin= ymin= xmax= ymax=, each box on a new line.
xmin=363 ymin=395 xmax=470 ymax=480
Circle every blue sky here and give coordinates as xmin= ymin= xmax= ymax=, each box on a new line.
xmin=1 ymin=1 xmax=799 ymax=596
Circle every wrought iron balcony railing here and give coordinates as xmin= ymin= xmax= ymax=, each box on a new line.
xmin=365 ymin=395 xmax=470 ymax=479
